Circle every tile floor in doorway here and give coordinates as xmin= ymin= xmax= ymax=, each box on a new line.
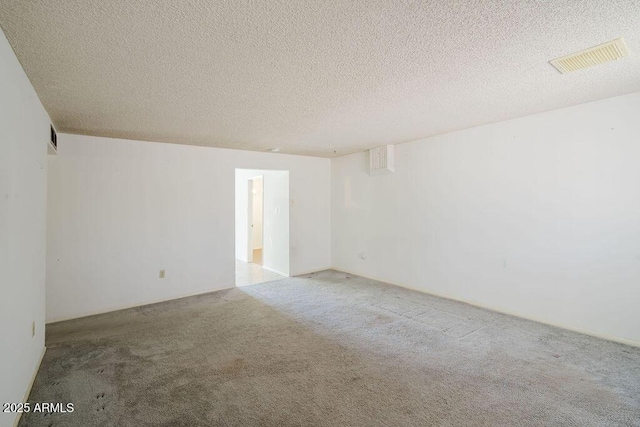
xmin=235 ymin=259 xmax=285 ymax=286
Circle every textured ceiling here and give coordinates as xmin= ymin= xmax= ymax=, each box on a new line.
xmin=1 ymin=1 xmax=640 ymax=157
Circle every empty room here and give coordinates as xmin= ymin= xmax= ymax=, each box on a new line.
xmin=1 ymin=1 xmax=639 ymax=426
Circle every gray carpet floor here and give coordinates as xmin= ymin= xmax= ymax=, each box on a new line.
xmin=22 ymin=270 xmax=640 ymax=426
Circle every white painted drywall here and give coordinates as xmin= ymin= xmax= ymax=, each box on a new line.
xmin=47 ymin=135 xmax=330 ymax=322
xmin=332 ymin=91 xmax=640 ymax=346
xmin=0 ymin=29 xmax=49 ymax=427
xmin=251 ymin=177 xmax=263 ymax=251
xmin=235 ymin=169 xmax=289 ymax=275
xmin=262 ymin=171 xmax=289 ymax=275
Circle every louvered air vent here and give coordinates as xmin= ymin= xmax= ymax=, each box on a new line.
xmin=549 ymin=38 xmax=630 ymax=74
xmin=48 ymin=125 xmax=57 ymax=155
xmin=50 ymin=125 xmax=57 ymax=149
xmin=369 ymin=145 xmax=394 ymax=175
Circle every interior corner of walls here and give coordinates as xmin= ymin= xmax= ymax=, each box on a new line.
xmin=2 ymin=23 xmax=51 ymax=427
xmin=45 ymin=134 xmax=331 ymax=323
xmin=329 ymin=91 xmax=640 ymax=347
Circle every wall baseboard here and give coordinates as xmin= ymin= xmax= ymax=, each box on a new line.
xmin=13 ymin=346 xmax=46 ymax=427
xmin=47 ymin=285 xmax=235 ymax=324
xmin=331 ymin=268 xmax=640 ymax=349
xmin=293 ymin=268 xmax=332 ymax=276
xmin=262 ymin=266 xmax=289 ymax=277
xmin=47 ymin=266 xmax=331 ymax=324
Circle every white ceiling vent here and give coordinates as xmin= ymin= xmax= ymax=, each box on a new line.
xmin=369 ymin=145 xmax=394 ymax=175
xmin=549 ymin=38 xmax=630 ymax=74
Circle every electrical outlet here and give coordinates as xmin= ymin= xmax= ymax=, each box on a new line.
xmin=358 ymin=251 xmax=367 ymax=260
xmin=159 ymin=270 xmax=165 ymax=279
xmin=32 ymin=321 xmax=35 ymax=337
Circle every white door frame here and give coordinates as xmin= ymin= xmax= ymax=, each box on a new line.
xmin=246 ymin=179 xmax=254 ymax=263
xmin=247 ymin=175 xmax=265 ymax=263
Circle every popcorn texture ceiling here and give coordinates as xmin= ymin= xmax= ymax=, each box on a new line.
xmin=1 ymin=0 xmax=639 ymax=157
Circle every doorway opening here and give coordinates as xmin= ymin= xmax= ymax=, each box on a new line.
xmin=249 ymin=175 xmax=264 ymax=266
xmin=234 ymin=169 xmax=290 ymax=286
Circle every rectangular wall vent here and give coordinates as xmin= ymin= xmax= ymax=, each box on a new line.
xmin=50 ymin=125 xmax=57 ymax=149
xmin=369 ymin=145 xmax=394 ymax=175
xmin=48 ymin=124 xmax=57 ymax=155
xmin=549 ymin=38 xmax=630 ymax=74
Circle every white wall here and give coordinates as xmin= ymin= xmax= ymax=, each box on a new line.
xmin=47 ymin=135 xmax=330 ymax=322
xmin=332 ymin=91 xmax=640 ymax=346
xmin=0 ymin=29 xmax=49 ymax=427
xmin=263 ymin=171 xmax=289 ymax=274
xmin=235 ymin=169 xmax=290 ymax=275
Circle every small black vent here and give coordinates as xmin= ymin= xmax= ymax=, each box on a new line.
xmin=50 ymin=125 xmax=57 ymax=149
